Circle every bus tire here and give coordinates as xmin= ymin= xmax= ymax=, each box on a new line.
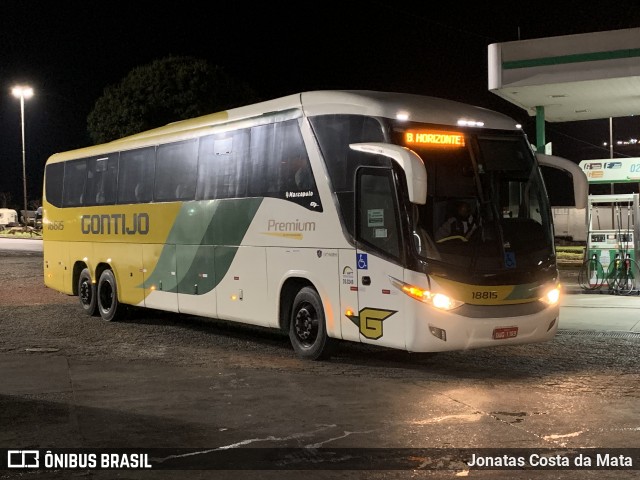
xmin=97 ymin=269 xmax=124 ymax=322
xmin=289 ymin=287 xmax=333 ymax=360
xmin=78 ymin=268 xmax=98 ymax=316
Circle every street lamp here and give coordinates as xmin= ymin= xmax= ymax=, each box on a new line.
xmin=12 ymin=85 xmax=34 ymax=226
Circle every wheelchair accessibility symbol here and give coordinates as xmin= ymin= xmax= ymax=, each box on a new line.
xmin=504 ymin=252 xmax=516 ymax=269
xmin=357 ymin=253 xmax=368 ymax=270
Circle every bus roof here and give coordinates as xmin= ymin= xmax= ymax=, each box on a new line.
xmin=46 ymin=90 xmax=520 ymax=164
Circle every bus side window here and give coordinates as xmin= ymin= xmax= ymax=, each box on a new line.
xmin=196 ymin=130 xmax=249 ymax=200
xmin=45 ymin=163 xmax=64 ymax=207
xmin=356 ymin=168 xmax=400 ymax=258
xmin=155 ymin=139 xmax=198 ymax=202
xmin=62 ymin=159 xmax=87 ymax=207
xmin=117 ymin=147 xmax=155 ymax=204
xmin=85 ymin=155 xmax=118 ymax=206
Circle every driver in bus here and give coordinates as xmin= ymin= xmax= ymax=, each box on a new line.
xmin=435 ymin=200 xmax=477 ymax=242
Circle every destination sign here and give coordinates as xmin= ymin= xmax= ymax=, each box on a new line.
xmin=404 ymin=130 xmax=465 ymax=147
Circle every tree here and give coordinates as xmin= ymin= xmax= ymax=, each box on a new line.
xmin=87 ymin=56 xmax=259 ymax=144
xmin=0 ymin=192 xmax=12 ymax=209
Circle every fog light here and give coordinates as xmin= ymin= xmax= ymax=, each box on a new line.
xmin=429 ymin=325 xmax=447 ymax=341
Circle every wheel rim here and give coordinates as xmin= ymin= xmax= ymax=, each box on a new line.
xmin=99 ymin=280 xmax=113 ymax=312
xmin=294 ymin=302 xmax=318 ymax=347
xmin=79 ymin=278 xmax=92 ymax=306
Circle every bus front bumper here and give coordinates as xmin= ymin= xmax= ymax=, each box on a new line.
xmin=405 ymin=303 xmax=559 ymax=353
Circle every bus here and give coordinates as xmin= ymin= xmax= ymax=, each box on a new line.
xmin=42 ymin=90 xmax=587 ymax=360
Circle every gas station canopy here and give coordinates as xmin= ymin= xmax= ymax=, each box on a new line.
xmin=488 ymin=27 xmax=640 ymax=123
xmin=579 ymin=157 xmax=640 ymax=184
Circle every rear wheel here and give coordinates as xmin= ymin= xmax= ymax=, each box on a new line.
xmin=78 ymin=268 xmax=98 ymax=316
xmin=288 ymin=287 xmax=333 ymax=360
xmin=97 ymin=269 xmax=124 ymax=321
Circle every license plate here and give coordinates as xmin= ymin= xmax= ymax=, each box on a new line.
xmin=493 ymin=326 xmax=518 ymax=340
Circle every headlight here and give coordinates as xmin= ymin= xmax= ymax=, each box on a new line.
xmin=432 ymin=293 xmax=460 ymax=310
xmin=540 ymin=285 xmax=561 ymax=305
xmin=390 ymin=277 xmax=464 ymax=311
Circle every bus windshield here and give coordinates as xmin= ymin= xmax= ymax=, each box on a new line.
xmin=403 ymin=130 xmax=554 ymax=274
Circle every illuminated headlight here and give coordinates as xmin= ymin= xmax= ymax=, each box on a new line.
xmin=390 ymin=278 xmax=464 ymax=311
xmin=540 ymin=285 xmax=561 ymax=305
xmin=432 ymin=293 xmax=460 ymax=310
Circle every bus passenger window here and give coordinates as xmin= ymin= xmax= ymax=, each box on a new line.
xmin=45 ymin=163 xmax=64 ymax=207
xmin=85 ymin=155 xmax=118 ymax=206
xmin=62 ymin=159 xmax=87 ymax=207
xmin=196 ymin=131 xmax=249 ymax=200
xmin=117 ymin=146 xmax=155 ymax=204
xmin=155 ymin=139 xmax=198 ymax=202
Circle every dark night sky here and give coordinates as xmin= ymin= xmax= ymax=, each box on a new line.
xmin=1 ymin=1 xmax=639 ymax=209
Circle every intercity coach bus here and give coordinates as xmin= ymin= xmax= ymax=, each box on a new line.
xmin=42 ymin=90 xmax=587 ymax=360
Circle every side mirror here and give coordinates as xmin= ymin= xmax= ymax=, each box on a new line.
xmin=536 ymin=153 xmax=588 ymax=209
xmin=349 ymin=143 xmax=427 ymax=205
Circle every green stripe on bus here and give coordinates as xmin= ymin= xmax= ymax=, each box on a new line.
xmin=502 ymin=48 xmax=640 ymax=70
xmin=142 ymin=197 xmax=263 ymax=294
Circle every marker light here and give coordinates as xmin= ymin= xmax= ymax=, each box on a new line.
xmin=457 ymin=119 xmax=484 ymax=127
xmin=401 ymin=285 xmax=429 ymax=302
xmin=540 ymin=285 xmax=561 ymax=305
xmin=396 ymin=111 xmax=410 ymax=121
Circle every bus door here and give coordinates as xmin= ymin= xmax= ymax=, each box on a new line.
xmin=354 ymin=167 xmax=406 ymax=350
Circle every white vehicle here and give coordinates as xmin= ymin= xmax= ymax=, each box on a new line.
xmin=0 ymin=208 xmax=18 ymax=228
xmin=42 ymin=91 xmax=586 ymax=360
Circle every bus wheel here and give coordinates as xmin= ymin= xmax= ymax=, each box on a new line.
xmin=78 ymin=268 xmax=98 ymax=316
xmin=289 ymin=287 xmax=333 ymax=360
xmin=97 ymin=269 xmax=123 ymax=322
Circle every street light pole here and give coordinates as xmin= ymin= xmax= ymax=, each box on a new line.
xmin=12 ymin=85 xmax=33 ymax=226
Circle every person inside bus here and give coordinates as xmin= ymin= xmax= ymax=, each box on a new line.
xmin=291 ymin=156 xmax=313 ymax=190
xmin=412 ymin=204 xmax=440 ymax=259
xmin=435 ymin=200 xmax=477 ymax=242
xmin=134 ymin=183 xmax=147 ymax=202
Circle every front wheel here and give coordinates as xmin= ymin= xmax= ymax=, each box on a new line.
xmin=97 ymin=269 xmax=125 ymax=322
xmin=289 ymin=287 xmax=333 ymax=360
xmin=78 ymin=268 xmax=98 ymax=316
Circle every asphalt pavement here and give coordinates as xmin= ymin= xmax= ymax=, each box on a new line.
xmin=1 ymin=243 xmax=638 ymax=479
xmin=558 ymin=267 xmax=640 ymax=333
